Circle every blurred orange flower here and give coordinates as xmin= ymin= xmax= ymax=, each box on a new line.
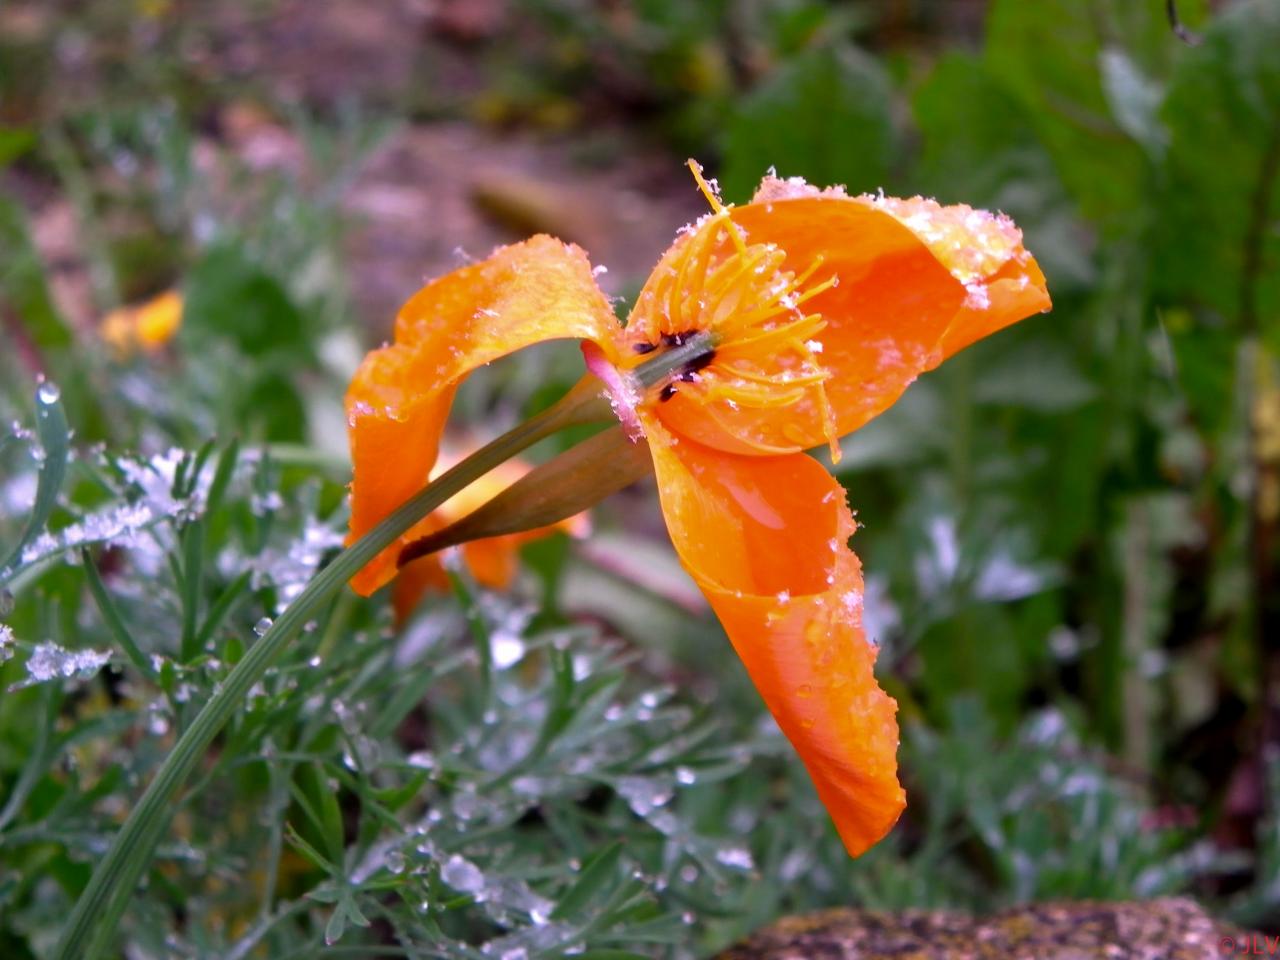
xmin=101 ymin=289 xmax=183 ymax=355
xmin=344 ymin=163 xmax=1050 ymax=856
xmin=392 ymin=446 xmax=589 ymax=622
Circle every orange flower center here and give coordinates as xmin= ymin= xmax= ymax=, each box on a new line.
xmin=619 ymin=164 xmax=842 ymax=460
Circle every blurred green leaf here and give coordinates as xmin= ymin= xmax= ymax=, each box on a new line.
xmin=984 ymin=0 xmax=1160 ymax=224
xmin=721 ymin=45 xmax=895 ymax=201
xmin=911 ymin=54 xmax=1095 ymax=293
xmin=1153 ymin=0 xmax=1280 ymax=333
xmin=0 ymin=198 xmax=74 ymax=353
xmin=0 ymin=126 xmax=36 ymax=167
xmin=182 ymin=246 xmax=309 ymax=357
xmin=1099 ymin=48 xmax=1167 ymax=159
xmin=973 ymin=343 xmax=1097 ymax=412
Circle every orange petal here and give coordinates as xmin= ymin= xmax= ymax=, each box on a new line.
xmin=646 ymin=181 xmax=1049 ymax=456
xmin=642 ymin=413 xmax=904 ymax=856
xmin=346 ymin=236 xmax=617 ymax=595
xmin=852 ymin=193 xmax=1052 ymax=361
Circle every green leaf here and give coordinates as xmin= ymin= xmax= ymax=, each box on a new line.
xmin=182 ymin=246 xmax=308 ymax=357
xmin=0 ymin=126 xmax=36 ymax=167
xmin=81 ymin=549 xmax=156 ymax=680
xmin=984 ymin=0 xmax=1162 ymax=223
xmin=1152 ymin=0 xmax=1280 ymax=332
xmin=203 ymin=439 xmax=240 ymax=519
xmin=0 ymin=384 xmax=70 ymax=581
xmin=910 ymin=54 xmax=1095 ymax=293
xmin=721 ymin=45 xmax=895 ymax=202
xmin=292 ymin=762 xmax=346 ymax=867
xmin=53 ymin=377 xmax=611 ymax=960
xmin=178 ymin=521 xmax=205 ymax=661
xmin=0 ymin=198 xmax=74 ymax=354
xmin=193 ymin=570 xmax=252 ymax=651
xmin=972 ymin=343 xmax=1097 ymax=412
xmin=552 ymin=840 xmax=623 ymax=921
xmin=323 ymin=900 xmax=347 ymax=945
xmin=1099 ymin=48 xmax=1167 ymax=158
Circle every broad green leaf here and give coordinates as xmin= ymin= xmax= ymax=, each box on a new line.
xmin=721 ymin=45 xmax=895 ymax=201
xmin=973 ymin=343 xmax=1097 ymax=412
xmin=1152 ymin=0 xmax=1280 ymax=334
xmin=984 ymin=0 xmax=1164 ymax=224
xmin=1099 ymin=48 xmax=1166 ymax=158
xmin=182 ymin=245 xmax=309 ymax=357
xmin=911 ymin=52 xmax=1095 ymax=293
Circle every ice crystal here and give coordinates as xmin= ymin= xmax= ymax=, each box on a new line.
xmin=18 ymin=641 xmax=111 ymax=687
xmin=616 ymin=776 xmax=674 ymax=817
xmin=714 ymin=845 xmax=755 ymax=871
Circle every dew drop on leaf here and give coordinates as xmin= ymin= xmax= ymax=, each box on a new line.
xmin=441 ymin=854 xmax=485 ymax=894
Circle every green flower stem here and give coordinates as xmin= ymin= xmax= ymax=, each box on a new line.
xmin=54 ymin=375 xmax=613 ymax=960
xmin=399 ymin=424 xmax=653 ymax=566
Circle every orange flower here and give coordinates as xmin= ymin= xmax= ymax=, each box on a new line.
xmin=344 ymin=164 xmax=1050 ymax=856
xmin=392 ymin=446 xmax=590 ymax=621
xmin=101 ymin=289 xmax=183 ymax=355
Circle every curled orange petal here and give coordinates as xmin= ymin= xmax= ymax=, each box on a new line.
xmin=346 ymin=236 xmax=617 ymax=595
xmin=641 ymin=412 xmax=904 ymax=856
xmin=627 ymin=175 xmax=1050 ymax=458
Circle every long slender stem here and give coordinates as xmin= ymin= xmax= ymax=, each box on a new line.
xmin=54 ymin=376 xmax=611 ymax=960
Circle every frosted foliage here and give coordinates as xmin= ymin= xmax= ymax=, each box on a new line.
xmin=18 ymin=641 xmax=110 ymax=687
xmin=915 ymin=515 xmax=1051 ymax=603
xmin=118 ymin=448 xmax=193 ymax=516
xmin=250 ymin=518 xmax=344 ymax=610
xmin=714 ymin=845 xmax=755 ymax=871
xmin=616 ymin=776 xmax=675 ymax=817
xmin=20 ymin=503 xmax=154 ymax=565
xmin=15 ymin=448 xmax=208 ymax=568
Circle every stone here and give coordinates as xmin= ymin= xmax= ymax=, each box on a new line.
xmin=715 ymin=898 xmax=1253 ymax=960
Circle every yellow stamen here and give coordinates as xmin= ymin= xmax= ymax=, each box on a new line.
xmin=629 ymin=174 xmax=846 ymax=461
xmin=716 ymin=363 xmax=830 ymax=387
xmin=688 ymin=158 xmax=727 ymax=216
xmin=687 ymin=158 xmax=748 ymax=257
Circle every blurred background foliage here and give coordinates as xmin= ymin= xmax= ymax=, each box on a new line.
xmin=2 ymin=0 xmax=1279 ymax=956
